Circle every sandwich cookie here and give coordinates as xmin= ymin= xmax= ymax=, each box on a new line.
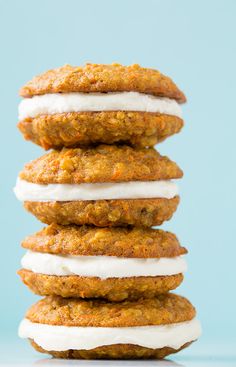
xmin=18 ymin=64 xmax=185 ymax=149
xmin=14 ymin=145 xmax=183 ymax=227
xmin=19 ymin=294 xmax=201 ymax=359
xmin=18 ymin=224 xmax=187 ymax=301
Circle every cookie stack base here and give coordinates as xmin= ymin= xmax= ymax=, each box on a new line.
xmin=30 ymin=340 xmax=192 ymax=360
xmin=18 ymin=294 xmax=201 ymax=360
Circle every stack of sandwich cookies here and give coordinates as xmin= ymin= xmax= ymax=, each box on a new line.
xmin=15 ymin=63 xmax=201 ymax=359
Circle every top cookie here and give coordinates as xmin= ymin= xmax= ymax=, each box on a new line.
xmin=21 ymin=224 xmax=187 ymax=258
xmin=25 ymin=294 xmax=195 ymax=327
xmin=19 ymin=145 xmax=183 ymax=184
xmin=19 ymin=64 xmax=186 ymax=103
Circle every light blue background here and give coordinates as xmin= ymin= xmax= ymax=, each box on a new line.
xmin=0 ymin=0 xmax=236 ymax=363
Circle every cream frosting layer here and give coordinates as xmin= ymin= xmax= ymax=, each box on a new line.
xmin=18 ymin=92 xmax=182 ymax=120
xmin=14 ymin=178 xmax=178 ymax=202
xmin=21 ymin=250 xmax=187 ymax=278
xmin=19 ymin=318 xmax=201 ymax=351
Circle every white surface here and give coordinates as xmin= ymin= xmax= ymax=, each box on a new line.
xmin=18 ymin=92 xmax=182 ymax=119
xmin=14 ymin=178 xmax=178 ymax=202
xmin=21 ymin=251 xmax=187 ymax=278
xmin=19 ymin=318 xmax=201 ymax=351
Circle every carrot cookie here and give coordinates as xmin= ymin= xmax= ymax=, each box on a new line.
xmin=18 ymin=64 xmax=185 ymax=149
xmin=14 ymin=145 xmax=182 ymax=227
xmin=19 ymin=294 xmax=201 ymax=359
xmin=18 ymin=224 xmax=187 ymax=301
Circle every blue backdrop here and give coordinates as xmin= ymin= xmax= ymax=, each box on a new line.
xmin=0 ymin=0 xmax=235 ymax=361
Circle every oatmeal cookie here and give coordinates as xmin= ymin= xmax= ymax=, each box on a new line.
xmin=19 ymin=145 xmax=183 ymax=184
xmin=18 ymin=112 xmax=183 ymax=149
xmin=24 ymin=197 xmax=180 ymax=227
xmin=20 ymin=63 xmax=186 ymax=102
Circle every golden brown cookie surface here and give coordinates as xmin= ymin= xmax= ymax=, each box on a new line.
xmin=20 ymin=64 xmax=186 ymax=102
xmin=21 ymin=224 xmax=186 ymax=257
xmin=19 ymin=145 xmax=183 ymax=184
xmin=18 ymin=270 xmax=184 ymax=301
xmin=26 ymin=294 xmax=195 ymax=327
xmin=18 ymin=112 xmax=183 ymax=150
xmin=24 ymin=197 xmax=179 ymax=227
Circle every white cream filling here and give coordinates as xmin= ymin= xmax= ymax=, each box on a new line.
xmin=14 ymin=178 xmax=178 ymax=202
xmin=18 ymin=92 xmax=182 ymax=120
xmin=21 ymin=250 xmax=187 ymax=278
xmin=19 ymin=318 xmax=201 ymax=351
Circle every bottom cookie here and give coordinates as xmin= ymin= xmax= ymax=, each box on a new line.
xmin=24 ymin=196 xmax=179 ymax=226
xmin=18 ymin=270 xmax=184 ymax=301
xmin=30 ymin=340 xmax=192 ymax=360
